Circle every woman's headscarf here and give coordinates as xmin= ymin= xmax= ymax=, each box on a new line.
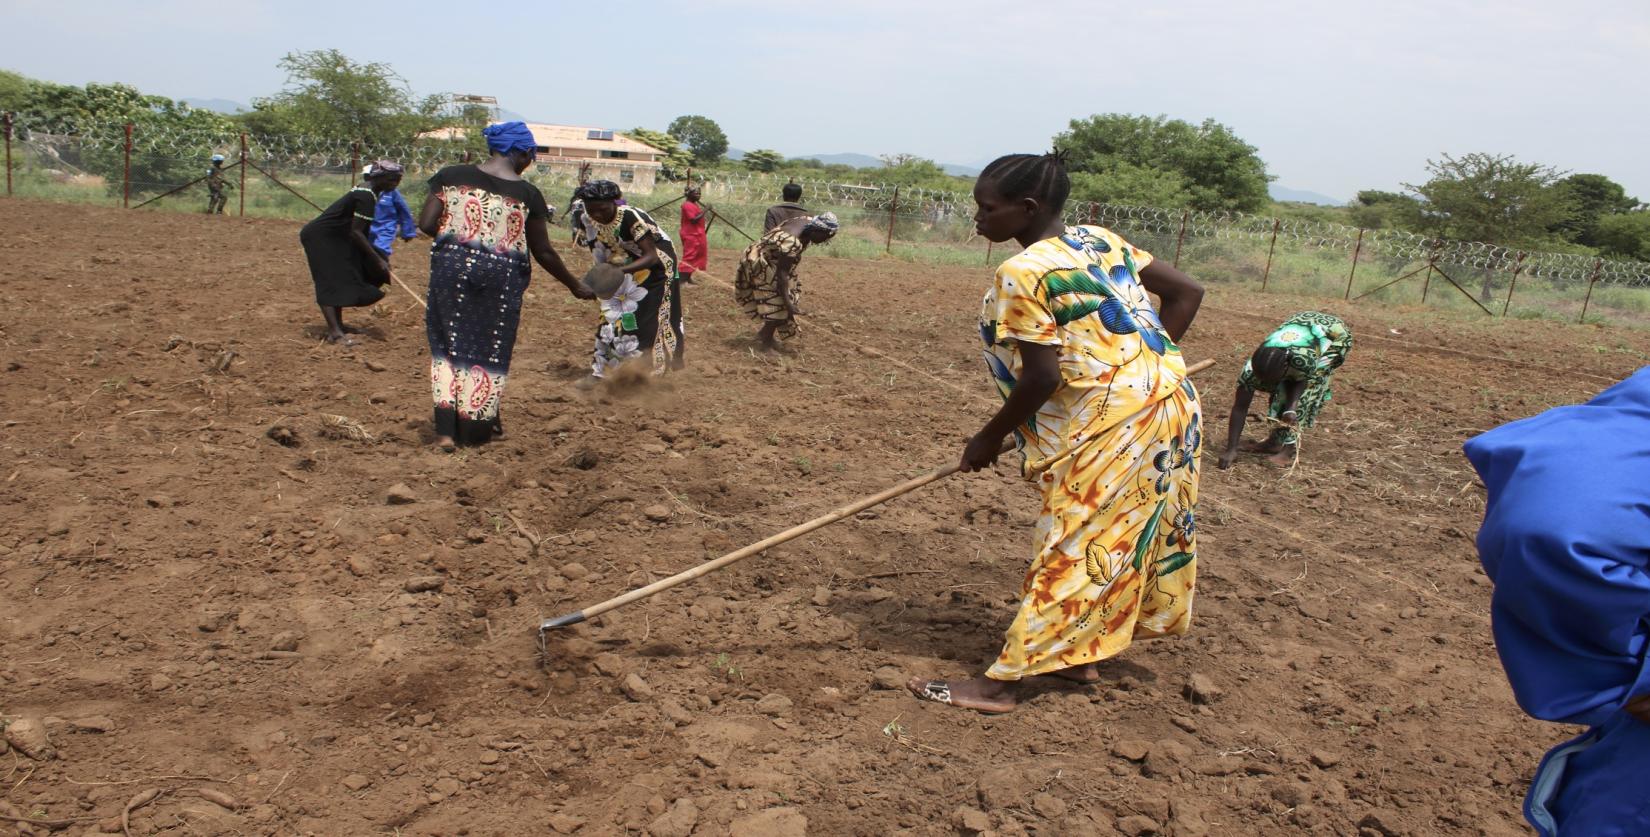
xmin=576 ymin=180 xmax=623 ymax=202
xmin=365 ymin=160 xmax=404 ymax=177
xmin=483 ymin=121 xmax=538 ymax=156
xmin=804 ymin=212 xmax=840 ymax=236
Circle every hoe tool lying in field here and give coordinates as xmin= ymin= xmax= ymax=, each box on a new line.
xmin=536 ymin=358 xmax=1216 ymax=657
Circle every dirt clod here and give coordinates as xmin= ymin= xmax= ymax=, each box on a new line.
xmin=403 ymin=576 xmax=445 ymax=593
xmin=647 ymin=798 xmax=699 ymax=837
xmin=4 ymin=717 xmax=53 ymax=760
xmin=1184 ymin=673 xmax=1223 ymax=704
xmin=385 ymin=482 xmax=418 ymax=505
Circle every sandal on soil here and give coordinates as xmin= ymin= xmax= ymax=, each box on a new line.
xmin=908 ymin=680 xmax=1016 ymax=715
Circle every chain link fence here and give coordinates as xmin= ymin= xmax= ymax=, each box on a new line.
xmin=7 ymin=115 xmax=1650 ymax=327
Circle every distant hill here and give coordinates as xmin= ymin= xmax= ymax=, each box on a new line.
xmin=181 ymin=97 xmax=246 ymax=114
xmin=1269 ymin=185 xmax=1344 ymax=206
xmin=792 ymin=152 xmax=979 ymax=177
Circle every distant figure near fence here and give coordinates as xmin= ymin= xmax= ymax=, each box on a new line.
xmin=678 ymin=186 xmax=711 ymax=283
xmin=764 ymin=182 xmax=807 ymax=232
xmin=298 ymin=160 xmax=402 ymax=345
xmin=205 ymin=154 xmax=228 ymax=214
xmin=1217 ymin=312 xmax=1352 ymax=470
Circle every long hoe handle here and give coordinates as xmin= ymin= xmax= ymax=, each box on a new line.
xmin=537 ymin=356 xmax=1215 ymax=641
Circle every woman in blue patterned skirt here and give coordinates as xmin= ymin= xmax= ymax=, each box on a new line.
xmin=416 ymin=122 xmax=595 ymax=450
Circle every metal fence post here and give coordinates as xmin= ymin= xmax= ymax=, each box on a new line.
xmin=1260 ymin=217 xmax=1281 ymax=291
xmin=1344 ymin=228 xmax=1365 ymax=299
xmin=2 ymin=112 xmax=11 ymax=197
xmin=350 ymin=142 xmax=360 ymax=187
xmin=238 ymin=133 xmax=248 ymax=217
xmin=122 ymin=123 xmax=133 ymax=208
xmin=1502 ymin=251 xmax=1526 ymax=316
xmin=1172 ymin=210 xmax=1190 ymax=268
xmin=1578 ymin=257 xmax=1604 ymax=323
xmin=885 ymin=186 xmax=899 ymax=254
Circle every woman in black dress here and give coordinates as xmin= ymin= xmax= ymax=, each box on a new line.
xmin=299 ymin=160 xmax=404 ymax=345
xmin=416 ymin=122 xmax=595 ymax=450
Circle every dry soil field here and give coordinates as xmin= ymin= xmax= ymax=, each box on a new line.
xmin=3 ymin=198 xmax=1649 ymax=836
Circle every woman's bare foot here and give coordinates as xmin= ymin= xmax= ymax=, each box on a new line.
xmin=1266 ymin=446 xmax=1297 ymax=467
xmin=1041 ymin=662 xmax=1101 ymax=685
xmin=906 ymin=674 xmax=1020 ymax=714
xmin=435 ymin=436 xmax=456 ymax=452
xmin=324 ymin=332 xmax=357 ymax=347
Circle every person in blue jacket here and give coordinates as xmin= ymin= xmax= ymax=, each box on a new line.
xmin=1464 ymin=366 xmax=1650 ymax=836
xmin=365 ymin=164 xmax=419 ymax=265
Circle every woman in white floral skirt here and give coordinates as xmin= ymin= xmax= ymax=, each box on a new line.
xmin=573 ymin=180 xmax=686 ymax=378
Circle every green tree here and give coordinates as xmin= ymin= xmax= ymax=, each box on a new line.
xmin=0 ymin=69 xmax=31 ymax=113
xmin=1406 ymin=153 xmax=1575 ymax=245
xmin=1594 ymin=212 xmax=1650 ymax=261
xmin=1554 ymin=173 xmax=1641 ymax=247
xmin=666 ymin=115 xmax=728 ymax=164
xmin=1068 ymin=163 xmax=1193 ymax=208
xmin=626 ymin=127 xmax=693 ymax=180
xmin=1406 ymin=153 xmax=1577 ymax=298
xmin=1056 ymin=114 xmax=1271 ymax=211
xmin=874 ymin=154 xmax=958 ymax=190
xmin=4 ymin=76 xmax=237 ymax=194
xmin=1347 ymin=189 xmax=1422 ymax=230
xmin=743 ymin=149 xmax=783 ymax=173
xmin=244 ymin=50 xmax=446 ymax=145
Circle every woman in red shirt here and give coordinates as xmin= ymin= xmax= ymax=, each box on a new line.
xmin=678 ymin=186 xmax=711 ymax=282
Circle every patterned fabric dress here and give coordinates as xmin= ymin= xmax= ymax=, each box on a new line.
xmin=1236 ymin=312 xmax=1352 ymax=445
xmin=981 ymin=225 xmax=1201 ymax=681
xmin=587 ymin=206 xmax=685 ymax=377
xmin=424 ymin=165 xmax=550 ymax=445
xmin=734 ymin=227 xmax=806 ymax=339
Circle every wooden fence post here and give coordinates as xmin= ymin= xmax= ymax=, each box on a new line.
xmin=1344 ymin=228 xmax=1365 ymax=299
xmin=1578 ymin=258 xmax=1604 ymax=323
xmin=122 ymin=123 xmax=133 ymax=208
xmin=2 ymin=112 xmax=11 ymax=197
xmin=1502 ymin=251 xmax=1526 ymax=317
xmin=885 ymin=186 xmax=899 ymax=254
xmin=350 ymin=142 xmax=360 ymax=187
xmin=1172 ymin=210 xmax=1190 ymax=268
xmin=1260 ymin=217 xmax=1281 ymax=291
xmin=238 ymin=133 xmax=247 ymax=217
xmin=984 ymin=240 xmax=993 ymax=267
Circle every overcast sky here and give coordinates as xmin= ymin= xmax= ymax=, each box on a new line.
xmin=8 ymin=0 xmax=1647 ymax=201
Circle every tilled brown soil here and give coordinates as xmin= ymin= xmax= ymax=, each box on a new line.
xmin=3 ymin=198 xmax=1648 ymax=836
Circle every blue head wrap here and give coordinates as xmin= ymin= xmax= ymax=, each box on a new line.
xmin=483 ymin=121 xmax=538 ymax=155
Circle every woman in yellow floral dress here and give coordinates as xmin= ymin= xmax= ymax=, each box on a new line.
xmin=734 ymin=212 xmax=839 ymax=350
xmin=906 ymin=152 xmax=1206 ymax=714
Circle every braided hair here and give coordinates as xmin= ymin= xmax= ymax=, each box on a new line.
xmin=978 ymin=150 xmax=1071 ymax=212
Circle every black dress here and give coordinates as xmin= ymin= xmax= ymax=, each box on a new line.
xmin=299 ymin=187 xmax=386 ymax=307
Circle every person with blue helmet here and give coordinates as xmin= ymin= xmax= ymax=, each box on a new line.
xmin=205 ymin=154 xmax=228 ymax=214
